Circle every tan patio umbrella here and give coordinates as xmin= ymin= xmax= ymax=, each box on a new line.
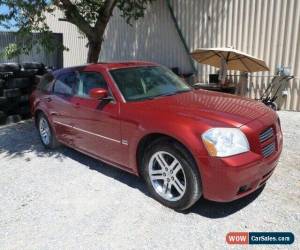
xmin=191 ymin=47 xmax=269 ymax=72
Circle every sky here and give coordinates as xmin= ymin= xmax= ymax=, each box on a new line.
xmin=0 ymin=5 xmax=8 ymax=13
xmin=0 ymin=5 xmax=17 ymax=31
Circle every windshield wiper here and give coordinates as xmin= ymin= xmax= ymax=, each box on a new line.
xmin=130 ymin=96 xmax=155 ymax=101
xmin=129 ymin=89 xmax=191 ymax=102
xmin=155 ymin=89 xmax=191 ymax=98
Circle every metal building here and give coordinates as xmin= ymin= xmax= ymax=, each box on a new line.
xmin=0 ymin=32 xmax=63 ymax=69
xmin=45 ymin=0 xmax=300 ymax=111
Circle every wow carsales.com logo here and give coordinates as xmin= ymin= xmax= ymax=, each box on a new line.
xmin=226 ymin=232 xmax=294 ymax=245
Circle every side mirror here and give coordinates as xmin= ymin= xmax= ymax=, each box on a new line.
xmin=89 ymin=88 xmax=108 ymax=100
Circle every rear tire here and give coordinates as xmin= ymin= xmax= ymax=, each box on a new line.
xmin=6 ymin=78 xmax=31 ymax=89
xmin=0 ymin=111 xmax=6 ymax=125
xmin=22 ymin=62 xmax=45 ymax=70
xmin=3 ymin=88 xmax=21 ymax=98
xmin=141 ymin=138 xmax=202 ymax=211
xmin=0 ymin=96 xmax=7 ymax=106
xmin=19 ymin=105 xmax=31 ymax=117
xmin=0 ymin=79 xmax=5 ymax=89
xmin=5 ymin=114 xmax=21 ymax=124
xmin=19 ymin=94 xmax=30 ymax=103
xmin=37 ymin=113 xmax=59 ymax=149
xmin=0 ymin=63 xmax=21 ymax=73
xmin=21 ymin=62 xmax=46 ymax=75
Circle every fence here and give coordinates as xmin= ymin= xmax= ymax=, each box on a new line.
xmin=0 ymin=32 xmax=63 ymax=69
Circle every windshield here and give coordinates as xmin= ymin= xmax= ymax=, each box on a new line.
xmin=110 ymin=66 xmax=191 ymax=101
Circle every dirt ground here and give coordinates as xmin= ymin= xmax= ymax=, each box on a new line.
xmin=0 ymin=111 xmax=299 ymax=249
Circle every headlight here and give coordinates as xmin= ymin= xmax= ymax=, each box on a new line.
xmin=201 ymin=128 xmax=250 ymax=157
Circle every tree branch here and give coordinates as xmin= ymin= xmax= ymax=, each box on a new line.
xmin=58 ymin=0 xmax=94 ymax=38
xmin=94 ymin=0 xmax=117 ymax=35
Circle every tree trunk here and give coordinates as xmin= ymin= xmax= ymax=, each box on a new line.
xmin=87 ymin=40 xmax=102 ymax=63
xmin=58 ymin=0 xmax=118 ymax=64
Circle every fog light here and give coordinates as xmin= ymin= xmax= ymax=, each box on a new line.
xmin=237 ymin=185 xmax=251 ymax=194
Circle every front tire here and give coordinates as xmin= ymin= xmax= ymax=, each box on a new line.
xmin=37 ymin=113 xmax=59 ymax=149
xmin=142 ymin=139 xmax=202 ymax=211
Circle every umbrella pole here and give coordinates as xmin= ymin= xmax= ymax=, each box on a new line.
xmin=218 ymin=57 xmax=228 ymax=86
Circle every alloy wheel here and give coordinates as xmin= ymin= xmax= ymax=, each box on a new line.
xmin=39 ymin=117 xmax=51 ymax=145
xmin=148 ymin=151 xmax=186 ymax=201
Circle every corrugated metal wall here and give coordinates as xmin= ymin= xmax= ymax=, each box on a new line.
xmin=46 ymin=2 xmax=192 ymax=73
xmin=45 ymin=11 xmax=89 ymax=67
xmin=101 ymin=1 xmax=191 ymax=73
xmin=0 ymin=32 xmax=63 ymax=68
xmin=45 ymin=0 xmax=300 ymax=111
xmin=170 ymin=0 xmax=300 ymax=111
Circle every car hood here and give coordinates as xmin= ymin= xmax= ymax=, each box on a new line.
xmin=136 ymin=89 xmax=271 ymax=127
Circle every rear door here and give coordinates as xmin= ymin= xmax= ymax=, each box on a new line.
xmin=70 ymin=70 xmax=127 ymax=166
xmin=49 ymin=72 xmax=78 ymax=146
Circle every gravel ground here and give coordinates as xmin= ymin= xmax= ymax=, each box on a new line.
xmin=0 ymin=111 xmax=299 ymax=250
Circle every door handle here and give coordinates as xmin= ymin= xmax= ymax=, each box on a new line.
xmin=50 ymin=112 xmax=59 ymax=116
xmin=74 ymin=103 xmax=80 ymax=109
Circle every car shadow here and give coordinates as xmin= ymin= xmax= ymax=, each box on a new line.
xmin=0 ymin=120 xmax=264 ymax=218
xmin=0 ymin=120 xmax=64 ymax=160
xmin=61 ymin=146 xmax=265 ymax=218
xmin=184 ymin=185 xmax=265 ymax=218
xmin=60 ymin=146 xmax=147 ymax=192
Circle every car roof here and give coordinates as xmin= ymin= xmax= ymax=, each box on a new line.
xmin=53 ymin=61 xmax=159 ymax=76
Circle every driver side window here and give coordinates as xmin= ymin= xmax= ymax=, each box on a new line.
xmin=76 ymin=72 xmax=108 ymax=98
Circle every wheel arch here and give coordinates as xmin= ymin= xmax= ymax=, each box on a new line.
xmin=136 ymin=133 xmax=200 ymax=179
xmin=34 ymin=109 xmax=45 ymax=127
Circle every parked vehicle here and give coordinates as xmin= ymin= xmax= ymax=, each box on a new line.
xmin=30 ymin=61 xmax=283 ymax=211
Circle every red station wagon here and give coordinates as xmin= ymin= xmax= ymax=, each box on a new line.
xmin=30 ymin=61 xmax=283 ymax=211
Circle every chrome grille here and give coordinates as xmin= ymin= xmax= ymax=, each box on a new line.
xmin=262 ymin=142 xmax=276 ymax=158
xmin=259 ymin=126 xmax=276 ymax=158
xmin=259 ymin=127 xmax=274 ymax=143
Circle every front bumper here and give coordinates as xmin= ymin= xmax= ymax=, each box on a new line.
xmin=197 ymin=133 xmax=282 ymax=202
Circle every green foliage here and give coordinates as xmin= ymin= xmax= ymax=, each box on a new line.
xmin=72 ymin=0 xmax=106 ymax=25
xmin=0 ymin=0 xmax=155 ymax=60
xmin=0 ymin=0 xmax=57 ymax=58
xmin=59 ymin=0 xmax=155 ymax=26
xmin=1 ymin=43 xmax=20 ymax=59
xmin=117 ymin=0 xmax=155 ymax=24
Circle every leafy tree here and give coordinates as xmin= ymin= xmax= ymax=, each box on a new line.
xmin=0 ymin=0 xmax=155 ymax=63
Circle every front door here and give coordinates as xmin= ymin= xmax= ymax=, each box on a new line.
xmin=70 ymin=71 xmax=127 ymax=167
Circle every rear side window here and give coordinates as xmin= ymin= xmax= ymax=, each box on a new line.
xmin=54 ymin=72 xmax=78 ymax=96
xmin=76 ymin=72 xmax=108 ymax=97
xmin=37 ymin=73 xmax=54 ymax=92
